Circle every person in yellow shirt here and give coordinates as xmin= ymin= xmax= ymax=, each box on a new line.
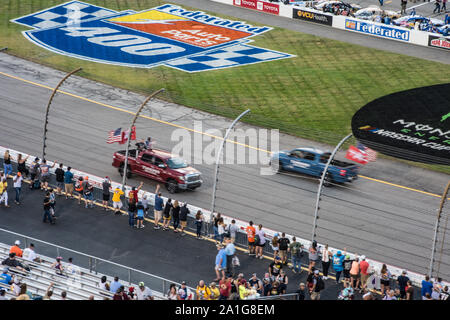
xmin=209 ymin=282 xmax=220 ymax=300
xmin=0 ymin=176 xmax=8 ymax=208
xmin=112 ymin=187 xmax=124 ymax=214
xmin=238 ymin=279 xmax=249 ymax=300
xmin=196 ymin=280 xmax=211 ymax=300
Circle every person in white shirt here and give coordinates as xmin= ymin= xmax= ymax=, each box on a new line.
xmin=22 ymin=243 xmax=42 ymax=263
xmin=65 ymin=257 xmax=81 ymax=275
xmin=13 ymin=172 xmax=23 ymax=205
xmin=228 ymin=220 xmax=239 ymax=243
xmin=136 ymin=282 xmax=154 ymax=300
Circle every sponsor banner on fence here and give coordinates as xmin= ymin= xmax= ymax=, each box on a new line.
xmin=233 ymin=0 xmax=280 ymax=15
xmin=292 ymin=7 xmax=333 ymax=26
xmin=345 ymin=19 xmax=409 ymax=41
xmin=428 ymin=35 xmax=450 ymax=50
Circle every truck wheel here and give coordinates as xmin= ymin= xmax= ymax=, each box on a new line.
xmin=119 ymin=164 xmax=132 ymax=179
xmin=166 ymin=179 xmax=178 ymax=194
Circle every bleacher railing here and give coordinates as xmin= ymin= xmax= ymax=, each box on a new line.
xmin=0 ymin=227 xmax=196 ymax=300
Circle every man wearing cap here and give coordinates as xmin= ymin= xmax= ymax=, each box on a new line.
xmin=9 ymin=240 xmax=23 ymax=258
xmin=102 ymin=176 xmax=111 ymax=210
xmin=13 ymin=172 xmax=23 ymax=205
xmin=136 ymin=282 xmax=154 ymax=300
xmin=332 ymin=249 xmax=347 ymax=284
xmin=177 ymin=281 xmax=192 ymax=300
xmin=359 ymin=255 xmax=369 ymax=290
xmin=82 ymin=176 xmax=94 ymax=208
xmin=310 ymin=269 xmax=325 ymax=300
xmin=0 ymin=267 xmax=12 ymax=285
xmin=214 ymin=244 xmax=227 ymax=281
xmin=397 ymin=270 xmax=410 ymax=299
xmin=269 ymin=256 xmax=283 ymax=278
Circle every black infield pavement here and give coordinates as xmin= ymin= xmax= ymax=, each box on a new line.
xmin=0 ymin=178 xmax=424 ymax=300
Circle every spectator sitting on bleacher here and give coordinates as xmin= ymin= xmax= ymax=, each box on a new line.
xmin=136 ymin=282 xmax=154 ymax=300
xmin=0 ymin=267 xmax=12 ymax=286
xmin=43 ymin=283 xmax=54 ymax=300
xmin=110 ymin=276 xmax=122 ymax=293
xmin=11 ymin=277 xmax=21 ymax=296
xmin=50 ymin=257 xmax=65 ymax=275
xmin=99 ymin=276 xmax=110 ymax=293
xmin=16 ymin=283 xmax=31 ymax=300
xmin=9 ymin=240 xmax=23 ymax=258
xmin=177 ymin=281 xmax=193 ymax=300
xmin=61 ymin=291 xmax=67 ymax=300
xmin=66 ymin=257 xmax=81 ymax=276
xmin=2 ymin=253 xmax=28 ymax=272
xmin=22 ymin=243 xmax=42 ymax=263
xmin=113 ymin=286 xmax=130 ymax=300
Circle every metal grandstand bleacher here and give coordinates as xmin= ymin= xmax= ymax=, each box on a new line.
xmin=0 ymin=228 xmax=195 ymax=300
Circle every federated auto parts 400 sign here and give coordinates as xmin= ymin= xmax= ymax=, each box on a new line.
xmin=12 ymin=1 xmax=293 ymax=72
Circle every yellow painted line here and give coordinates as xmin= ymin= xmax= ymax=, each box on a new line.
xmin=0 ymin=70 xmax=446 ymax=201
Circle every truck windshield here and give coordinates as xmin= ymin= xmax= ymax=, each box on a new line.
xmin=167 ymin=158 xmax=188 ymax=169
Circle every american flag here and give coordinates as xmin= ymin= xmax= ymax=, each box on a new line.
xmin=107 ymin=128 xmax=122 ymax=144
xmin=357 ymin=141 xmax=377 ymax=162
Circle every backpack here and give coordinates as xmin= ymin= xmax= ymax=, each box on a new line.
xmin=232 ymin=256 xmax=240 ymax=267
xmin=316 ymin=277 xmax=325 ymax=291
xmin=293 ymin=244 xmax=304 ymax=258
xmin=254 ymin=234 xmax=260 ymax=244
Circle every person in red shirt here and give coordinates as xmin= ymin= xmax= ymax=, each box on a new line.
xmin=246 ymin=221 xmax=256 ymax=256
xmin=9 ymin=240 xmax=23 ymax=258
xmin=128 ymin=181 xmax=144 ymax=204
xmin=359 ymin=255 xmax=370 ymax=290
xmin=219 ymin=275 xmax=231 ymax=300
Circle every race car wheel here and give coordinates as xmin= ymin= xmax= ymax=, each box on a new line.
xmin=119 ymin=163 xmax=132 ymax=179
xmin=166 ymin=179 xmax=178 ymax=194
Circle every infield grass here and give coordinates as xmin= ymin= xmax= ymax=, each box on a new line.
xmin=1 ymin=0 xmax=450 ymax=172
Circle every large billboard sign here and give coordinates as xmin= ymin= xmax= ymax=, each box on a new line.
xmin=292 ymin=8 xmax=333 ymax=26
xmin=351 ymin=84 xmax=450 ymax=165
xmin=345 ymin=19 xmax=410 ymax=41
xmin=12 ymin=1 xmax=292 ymax=72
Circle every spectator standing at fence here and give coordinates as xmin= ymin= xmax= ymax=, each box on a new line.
xmin=0 ymin=174 xmax=9 ymax=208
xmin=350 ymin=257 xmax=360 ymax=290
xmin=171 ymin=200 xmax=180 ymax=232
xmin=343 ymin=254 xmax=353 ymax=285
xmin=9 ymin=240 xmax=23 ymax=258
xmin=278 ymin=233 xmax=290 ymax=266
xmin=112 ymin=186 xmax=124 ymax=215
xmin=136 ymin=201 xmax=145 ymax=229
xmin=308 ymin=241 xmax=319 ymax=272
xmin=13 ymin=172 xmax=22 ymax=205
xmin=63 ymin=167 xmax=74 ymax=199
xmin=16 ymin=154 xmax=29 ymax=178
xmin=29 ymin=157 xmax=40 ymax=188
xmin=162 ymin=198 xmax=173 ymax=231
xmin=228 ymin=219 xmax=238 ymax=243
xmin=396 ymin=270 xmax=410 ymax=299
xmin=39 ymin=159 xmax=55 ymax=191
xmin=128 ymin=197 xmax=137 ymax=228
xmin=194 ymin=210 xmax=204 ymax=238
xmin=3 ymin=150 xmax=13 ymax=178
xmin=270 ymin=233 xmax=279 ymax=260
xmin=332 ymin=249 xmax=346 ymax=284
xmin=246 ymin=221 xmax=256 ymax=256
xmin=321 ymin=244 xmax=332 ymax=279
xmin=288 ymin=237 xmax=303 ymax=274
xmin=404 ymin=280 xmax=414 ymax=300
xmin=128 ymin=181 xmax=143 ymax=205
xmin=141 ymin=194 xmax=149 ymax=217
xmin=101 ymin=176 xmax=111 ymax=210
xmin=154 ymin=184 xmax=163 ymax=229
xmin=359 ymin=255 xmax=369 ymax=290
xmin=213 ymin=213 xmax=221 ymax=241
xmin=441 ymin=286 xmax=449 ymax=300
xmin=43 ymin=191 xmax=55 ymax=224
xmin=255 ymin=224 xmax=265 ymax=259
xmin=74 ymin=176 xmax=84 ymax=205
xmin=179 ymin=202 xmax=189 ymax=236
xmin=421 ymin=275 xmax=433 ymax=299
xmin=82 ymin=176 xmax=94 ymax=208
xmin=218 ymin=218 xmax=227 ymax=244
xmin=379 ymin=264 xmax=391 ymax=295
xmin=54 ymin=163 xmax=65 ymax=196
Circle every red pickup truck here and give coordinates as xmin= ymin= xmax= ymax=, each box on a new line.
xmin=112 ymin=148 xmax=202 ymax=193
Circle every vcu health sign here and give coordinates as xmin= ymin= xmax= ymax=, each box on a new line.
xmin=12 ymin=1 xmax=293 ymax=72
xmin=292 ymin=8 xmax=333 ymax=26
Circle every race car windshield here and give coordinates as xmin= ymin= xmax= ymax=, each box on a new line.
xmin=167 ymin=158 xmax=188 ymax=169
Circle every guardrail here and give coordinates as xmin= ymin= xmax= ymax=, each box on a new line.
xmin=211 ymin=0 xmax=450 ymax=50
xmin=1 ymin=145 xmax=449 ymax=291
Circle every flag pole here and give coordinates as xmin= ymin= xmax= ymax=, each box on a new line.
xmin=121 ymin=88 xmax=165 ymax=191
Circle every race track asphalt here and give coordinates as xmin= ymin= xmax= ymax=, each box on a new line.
xmin=0 ymin=186 xmax=423 ymax=300
xmin=0 ymin=53 xmax=449 ymax=281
